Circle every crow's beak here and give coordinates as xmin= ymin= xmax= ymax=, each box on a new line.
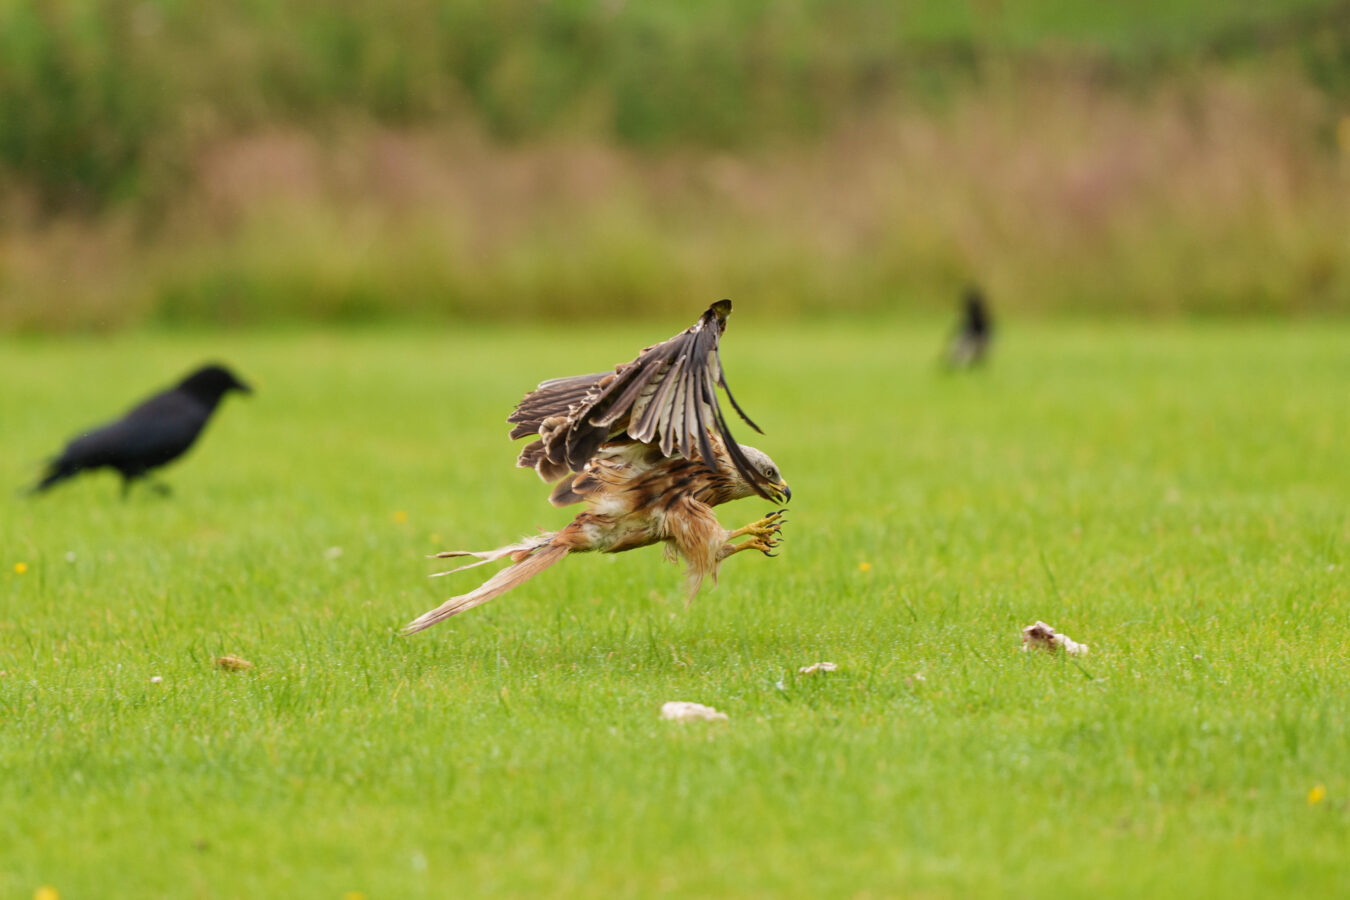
xmin=236 ymin=380 xmax=254 ymax=395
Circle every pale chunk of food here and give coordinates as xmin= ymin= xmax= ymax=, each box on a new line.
xmin=660 ymin=701 xmax=728 ymax=722
xmin=1021 ymin=621 xmax=1089 ymax=656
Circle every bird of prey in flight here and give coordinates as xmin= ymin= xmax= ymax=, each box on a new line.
xmin=402 ymin=300 xmax=790 ymax=634
xmin=28 ymin=363 xmax=252 ymax=497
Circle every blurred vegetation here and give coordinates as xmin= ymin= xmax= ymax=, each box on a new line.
xmin=1 ymin=0 xmax=1349 ymax=328
xmin=3 ymin=0 xmax=1348 ymax=212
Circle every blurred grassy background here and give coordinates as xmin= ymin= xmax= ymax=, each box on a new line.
xmin=2 ymin=0 xmax=1350 ymax=329
xmin=3 ymin=323 xmax=1348 ymax=897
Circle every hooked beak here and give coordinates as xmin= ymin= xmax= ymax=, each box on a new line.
xmin=773 ymin=481 xmax=792 ymax=504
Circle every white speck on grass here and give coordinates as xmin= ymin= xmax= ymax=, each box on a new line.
xmin=150 ymin=676 xmax=163 ymax=684
xmin=661 ymin=701 xmax=728 ymax=722
xmin=411 ymin=851 xmax=428 ymax=872
xmin=798 ymin=661 xmax=838 ymax=675
xmin=65 ymin=551 xmax=77 ymax=563
xmin=325 ymin=546 xmax=344 ymax=560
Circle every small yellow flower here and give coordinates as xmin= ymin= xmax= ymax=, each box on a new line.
xmin=13 ymin=562 xmax=27 ymax=575
xmin=1308 ymin=784 xmax=1327 ymax=806
xmin=34 ymin=887 xmax=60 ymax=900
xmin=393 ymin=510 xmax=408 ymax=524
xmin=344 ymin=893 xmax=368 ymax=900
xmin=858 ymin=562 xmax=872 ymax=572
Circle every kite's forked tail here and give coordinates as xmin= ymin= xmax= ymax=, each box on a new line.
xmin=401 ymin=533 xmax=569 ymax=634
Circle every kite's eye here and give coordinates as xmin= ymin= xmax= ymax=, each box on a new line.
xmin=765 ymin=466 xmax=778 ymax=481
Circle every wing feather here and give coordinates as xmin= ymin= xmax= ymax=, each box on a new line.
xmin=680 ymin=358 xmax=703 ymax=459
xmin=645 ymin=356 xmax=680 ymax=450
xmin=662 ymin=354 xmax=688 ymax=458
xmin=505 ymin=300 xmax=773 ymax=498
xmin=710 ymin=390 xmax=765 ymax=492
xmin=629 ymin=371 xmax=669 ymax=443
xmin=507 ymin=372 xmax=611 ymax=440
xmin=626 ymin=363 xmax=666 ymax=434
xmin=592 ymin=353 xmax=663 ymax=428
xmin=717 ymin=373 xmax=764 ymax=435
xmin=692 ymin=376 xmax=717 ymax=470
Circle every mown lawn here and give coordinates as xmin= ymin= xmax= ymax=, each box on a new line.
xmin=1 ymin=317 xmax=1347 ymax=898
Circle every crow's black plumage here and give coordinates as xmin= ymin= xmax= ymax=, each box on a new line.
xmin=945 ymin=285 xmax=993 ymax=368
xmin=29 ymin=363 xmax=252 ymax=496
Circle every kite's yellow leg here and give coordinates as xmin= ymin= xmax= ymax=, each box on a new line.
xmin=725 ymin=509 xmax=786 ymax=542
xmin=722 ymin=510 xmax=786 ymax=557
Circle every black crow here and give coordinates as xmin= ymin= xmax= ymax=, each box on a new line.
xmin=945 ymin=285 xmax=993 ymax=369
xmin=29 ymin=363 xmax=252 ymax=497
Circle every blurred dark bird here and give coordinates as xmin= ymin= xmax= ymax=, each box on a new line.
xmin=403 ymin=300 xmax=790 ymax=634
xmin=28 ymin=363 xmax=252 ymax=497
xmin=945 ymin=285 xmax=994 ymax=368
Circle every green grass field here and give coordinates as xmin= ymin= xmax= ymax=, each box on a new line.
xmin=2 ymin=319 xmax=1348 ymax=897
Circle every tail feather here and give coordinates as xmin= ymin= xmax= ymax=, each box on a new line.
xmin=27 ymin=459 xmax=77 ymax=495
xmin=402 ymin=539 xmax=570 ymax=634
xmin=427 ymin=534 xmax=552 ymax=577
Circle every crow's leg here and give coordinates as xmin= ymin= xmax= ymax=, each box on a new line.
xmin=143 ymin=471 xmax=173 ymax=497
xmin=120 ymin=471 xmax=163 ymax=499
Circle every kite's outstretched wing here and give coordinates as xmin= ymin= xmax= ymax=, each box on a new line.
xmin=507 ymin=300 xmax=774 ymax=499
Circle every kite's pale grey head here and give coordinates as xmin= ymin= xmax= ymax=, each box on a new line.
xmin=735 ymin=444 xmax=791 ymax=504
